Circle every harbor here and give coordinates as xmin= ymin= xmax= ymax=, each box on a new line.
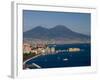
xmin=23 ymin=43 xmax=91 ymax=69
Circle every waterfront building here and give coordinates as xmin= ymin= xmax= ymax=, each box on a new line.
xmin=31 ymin=49 xmax=38 ymax=54
xmin=50 ymin=47 xmax=56 ymax=53
xmin=23 ymin=43 xmax=31 ymax=54
xmin=67 ymin=48 xmax=80 ymax=52
xmin=45 ymin=47 xmax=51 ymax=54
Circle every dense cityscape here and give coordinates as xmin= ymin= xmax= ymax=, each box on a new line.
xmin=23 ymin=41 xmax=81 ymax=61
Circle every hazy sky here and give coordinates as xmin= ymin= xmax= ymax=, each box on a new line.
xmin=23 ymin=10 xmax=91 ymax=35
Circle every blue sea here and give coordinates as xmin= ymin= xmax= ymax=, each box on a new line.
xmin=25 ymin=43 xmax=91 ymax=69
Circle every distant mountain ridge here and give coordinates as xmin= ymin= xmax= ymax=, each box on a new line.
xmin=23 ymin=25 xmax=90 ymax=43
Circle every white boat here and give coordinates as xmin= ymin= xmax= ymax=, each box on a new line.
xmin=63 ymin=58 xmax=68 ymax=61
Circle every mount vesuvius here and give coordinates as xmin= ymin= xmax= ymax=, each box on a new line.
xmin=23 ymin=25 xmax=90 ymax=43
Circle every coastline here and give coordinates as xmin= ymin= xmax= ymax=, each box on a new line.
xmin=23 ymin=54 xmax=42 ymax=69
xmin=23 ymin=54 xmax=41 ymax=65
xmin=23 ymin=43 xmax=90 ymax=69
